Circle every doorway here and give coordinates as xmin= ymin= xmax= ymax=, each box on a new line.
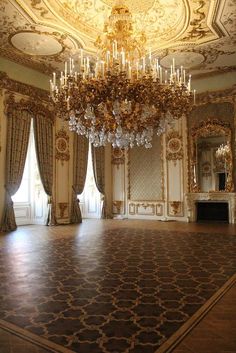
xmin=12 ymin=121 xmax=47 ymax=225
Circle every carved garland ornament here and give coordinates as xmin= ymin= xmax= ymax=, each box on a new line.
xmin=55 ymin=127 xmax=70 ymax=165
xmin=166 ymin=130 xmax=183 ymax=161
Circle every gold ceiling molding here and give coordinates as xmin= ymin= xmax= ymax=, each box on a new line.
xmin=45 ymin=0 xmax=188 ymax=46
xmin=181 ymin=0 xmax=210 ymax=42
xmin=0 ymin=0 xmax=235 ymax=78
xmin=0 ymin=48 xmax=55 ymax=75
xmin=0 ymin=71 xmax=50 ymax=102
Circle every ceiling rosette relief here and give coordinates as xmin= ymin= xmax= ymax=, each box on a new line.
xmin=0 ymin=0 xmax=235 ymax=77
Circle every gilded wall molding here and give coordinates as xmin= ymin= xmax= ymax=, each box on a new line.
xmin=0 ymin=71 xmax=50 ymax=102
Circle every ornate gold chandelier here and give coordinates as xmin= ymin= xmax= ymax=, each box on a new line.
xmin=50 ymin=1 xmax=194 ymax=148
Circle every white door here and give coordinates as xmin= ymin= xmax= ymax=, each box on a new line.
xmin=79 ymin=144 xmax=101 ymax=219
xmin=12 ymin=121 xmax=48 ymax=225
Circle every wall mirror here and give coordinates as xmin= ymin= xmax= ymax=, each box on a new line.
xmin=190 ymin=119 xmax=233 ymax=192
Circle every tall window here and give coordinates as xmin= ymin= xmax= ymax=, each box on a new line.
xmin=12 ymin=121 xmax=47 ymax=225
xmin=79 ymin=144 xmax=101 ymax=218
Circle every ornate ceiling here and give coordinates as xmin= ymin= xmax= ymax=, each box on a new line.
xmin=0 ymin=0 xmax=236 ymax=78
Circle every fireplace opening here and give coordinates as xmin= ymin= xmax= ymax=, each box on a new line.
xmin=197 ymin=202 xmax=229 ymax=223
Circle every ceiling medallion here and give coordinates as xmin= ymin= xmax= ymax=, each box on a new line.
xmin=10 ymin=32 xmax=63 ymax=56
xmin=50 ymin=0 xmax=195 ymax=149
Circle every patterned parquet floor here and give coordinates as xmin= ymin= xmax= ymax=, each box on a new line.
xmin=0 ymin=220 xmax=236 ymax=353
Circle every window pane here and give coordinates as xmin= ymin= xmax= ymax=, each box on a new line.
xmin=12 ymin=149 xmax=30 ymax=204
xmin=12 ymin=178 xmax=30 ymax=203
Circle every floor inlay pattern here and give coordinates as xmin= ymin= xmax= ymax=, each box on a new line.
xmin=0 ymin=227 xmax=236 ymax=353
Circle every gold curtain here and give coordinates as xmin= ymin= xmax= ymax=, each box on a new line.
xmin=33 ymin=114 xmax=56 ymax=225
xmin=0 ymin=109 xmax=31 ymax=232
xmin=70 ymin=134 xmax=89 ymax=223
xmin=91 ymin=145 xmax=106 ymax=219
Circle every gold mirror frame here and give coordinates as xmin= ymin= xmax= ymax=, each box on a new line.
xmin=189 ymin=119 xmax=234 ymax=192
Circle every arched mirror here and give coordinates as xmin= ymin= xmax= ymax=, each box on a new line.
xmin=190 ymin=119 xmax=234 ymax=192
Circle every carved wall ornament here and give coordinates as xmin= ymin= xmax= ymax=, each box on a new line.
xmin=111 ymin=148 xmax=125 ymax=168
xmin=201 ymin=161 xmax=211 ymax=177
xmin=55 ymin=127 xmax=70 ymax=165
xmin=58 ymin=202 xmax=68 ymax=219
xmin=136 ymin=202 xmax=156 ymax=216
xmin=170 ymin=201 xmax=182 ymax=215
xmin=113 ymin=200 xmax=123 ymax=214
xmin=166 ymin=130 xmax=183 ymax=162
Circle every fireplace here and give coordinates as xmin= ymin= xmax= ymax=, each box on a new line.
xmin=197 ymin=202 xmax=228 ymax=222
xmin=185 ymin=192 xmax=236 ymax=224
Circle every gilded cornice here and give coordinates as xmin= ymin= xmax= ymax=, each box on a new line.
xmin=196 ymin=85 xmax=236 ymax=105
xmin=4 ymin=93 xmax=54 ymax=123
xmin=0 ymin=71 xmax=50 ymax=102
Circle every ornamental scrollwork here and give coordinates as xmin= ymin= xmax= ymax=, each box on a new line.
xmin=166 ymin=130 xmax=183 ymax=161
xmin=55 ymin=127 xmax=70 ymax=165
xmin=111 ymin=148 xmax=125 ymax=167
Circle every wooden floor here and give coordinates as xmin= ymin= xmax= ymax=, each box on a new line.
xmin=0 ymin=219 xmax=236 ymax=353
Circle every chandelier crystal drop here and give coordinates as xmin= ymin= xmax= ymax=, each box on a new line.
xmin=50 ymin=0 xmax=195 ymax=149
xmin=215 ymin=142 xmax=231 ymax=162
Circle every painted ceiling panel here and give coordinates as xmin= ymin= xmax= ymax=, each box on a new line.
xmin=0 ymin=0 xmax=235 ymax=78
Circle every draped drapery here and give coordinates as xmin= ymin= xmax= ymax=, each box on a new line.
xmin=0 ymin=109 xmax=31 ymax=232
xmin=33 ymin=114 xmax=56 ymax=225
xmin=91 ymin=145 xmax=106 ymax=219
xmin=70 ymin=134 xmax=89 ymax=223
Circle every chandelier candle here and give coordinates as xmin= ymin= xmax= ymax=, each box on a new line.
xmin=50 ymin=1 xmax=194 ymax=149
